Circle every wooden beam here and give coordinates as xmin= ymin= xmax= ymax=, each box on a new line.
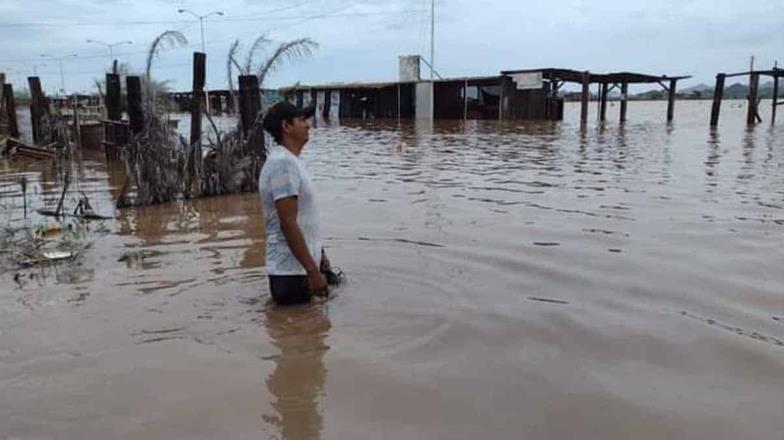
xmin=772 ymin=76 xmax=779 ymax=125
xmin=619 ymin=82 xmax=628 ymax=123
xmin=580 ymin=71 xmax=589 ymax=124
xmin=190 ymin=52 xmax=206 ymax=147
xmin=323 ymin=89 xmax=332 ymax=119
xmin=2 ymin=83 xmax=19 ymax=138
xmin=599 ymin=82 xmax=608 ymax=122
xmin=27 ymin=77 xmax=46 ymax=144
xmin=105 ymin=73 xmax=122 ymax=121
xmin=238 ymin=74 xmax=263 ymax=154
xmin=498 ymin=77 xmax=504 ymax=121
xmin=398 ymin=83 xmax=402 ymax=121
xmin=667 ymin=79 xmax=677 ymax=122
xmin=126 ymin=76 xmax=144 ymax=135
xmin=747 ymin=73 xmax=759 ymax=125
xmin=710 ymin=74 xmax=725 ymax=126
xmin=238 ymin=75 xmax=261 ymax=137
xmin=463 ymin=79 xmax=467 ymax=121
xmin=72 ymin=95 xmax=81 ymax=149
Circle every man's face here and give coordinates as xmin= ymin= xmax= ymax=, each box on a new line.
xmin=282 ymin=116 xmax=310 ymax=145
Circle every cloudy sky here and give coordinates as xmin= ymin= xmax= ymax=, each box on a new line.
xmin=0 ymin=0 xmax=780 ymax=94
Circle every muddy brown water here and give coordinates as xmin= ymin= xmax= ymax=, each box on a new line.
xmin=1 ymin=101 xmax=783 ymax=439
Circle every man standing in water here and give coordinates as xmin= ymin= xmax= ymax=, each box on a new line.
xmin=260 ymin=102 xmax=330 ymax=305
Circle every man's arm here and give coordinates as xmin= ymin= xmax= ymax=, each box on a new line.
xmin=275 ymin=196 xmax=328 ymax=296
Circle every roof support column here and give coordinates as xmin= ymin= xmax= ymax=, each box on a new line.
xmin=710 ymin=74 xmax=725 ymax=126
xmin=620 ymin=82 xmax=628 ymax=123
xmin=580 ymin=71 xmax=589 ymax=124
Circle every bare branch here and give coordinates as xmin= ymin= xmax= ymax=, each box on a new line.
xmin=227 ymin=39 xmax=240 ymax=93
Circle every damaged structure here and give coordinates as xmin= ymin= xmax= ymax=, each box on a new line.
xmin=279 ymin=56 xmax=689 ymax=122
xmin=280 ymin=56 xmax=562 ymax=121
xmin=710 ymin=65 xmax=783 ymax=126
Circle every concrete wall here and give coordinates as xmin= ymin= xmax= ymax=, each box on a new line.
xmin=399 ymin=56 xmax=421 ymax=82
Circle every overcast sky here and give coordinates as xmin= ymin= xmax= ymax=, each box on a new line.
xmin=0 ymin=0 xmax=780 ymax=94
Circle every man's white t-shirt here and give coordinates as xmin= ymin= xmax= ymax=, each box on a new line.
xmin=259 ymin=145 xmax=322 ymax=275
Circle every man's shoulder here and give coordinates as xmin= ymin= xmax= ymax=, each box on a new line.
xmin=262 ymin=150 xmax=296 ymax=173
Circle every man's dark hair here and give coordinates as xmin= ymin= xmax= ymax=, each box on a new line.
xmin=262 ymin=102 xmax=316 ymax=145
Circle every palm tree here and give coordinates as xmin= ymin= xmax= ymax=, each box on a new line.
xmin=226 ymin=35 xmax=318 ymax=95
xmin=145 ymin=30 xmax=188 ymax=80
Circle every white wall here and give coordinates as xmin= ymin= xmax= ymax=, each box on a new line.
xmin=415 ymin=81 xmax=433 ymax=120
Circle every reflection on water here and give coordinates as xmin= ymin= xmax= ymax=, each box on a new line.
xmin=262 ymin=304 xmax=330 ymax=440
xmin=1 ymin=101 xmax=784 ymax=439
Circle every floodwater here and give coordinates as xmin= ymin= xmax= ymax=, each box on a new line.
xmin=1 ymin=100 xmax=783 ymax=439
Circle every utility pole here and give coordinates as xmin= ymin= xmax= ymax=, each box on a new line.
xmin=429 ymin=0 xmax=435 ymax=120
xmin=430 ymin=0 xmax=435 ymax=81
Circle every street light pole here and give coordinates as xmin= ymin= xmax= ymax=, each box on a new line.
xmin=200 ymin=16 xmax=206 ymax=53
xmin=178 ymin=9 xmax=223 ymax=53
xmin=41 ymin=54 xmax=77 ymax=94
xmin=86 ymin=39 xmax=133 ymax=68
xmin=178 ymin=9 xmax=224 ymax=115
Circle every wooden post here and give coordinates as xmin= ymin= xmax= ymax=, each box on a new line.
xmin=238 ymin=75 xmax=261 ymax=138
xmin=126 ymin=76 xmax=144 ymax=135
xmin=710 ymin=74 xmax=725 ymax=126
xmin=0 ymin=73 xmax=5 ymax=119
xmin=498 ymin=77 xmax=504 ymax=121
xmin=238 ymin=74 xmax=264 ymax=157
xmin=323 ymin=89 xmax=332 ymax=119
xmin=667 ymin=79 xmax=677 ymax=122
xmin=2 ymin=84 xmax=19 ymax=138
xmin=226 ymin=91 xmax=235 ymax=114
xmin=398 ymin=83 xmax=402 ymax=121
xmin=190 ymin=52 xmax=206 ymax=147
xmin=619 ymin=82 xmax=628 ymax=123
xmin=463 ymin=79 xmax=468 ymax=121
xmin=747 ymin=73 xmax=760 ymax=125
xmin=27 ymin=77 xmax=46 ymax=144
xmin=105 ymin=73 xmax=122 ymax=121
xmin=599 ymin=82 xmax=608 ymax=122
xmin=580 ymin=71 xmax=590 ymax=124
xmin=72 ymin=95 xmax=81 ymax=148
xmin=771 ymin=75 xmax=779 ymax=125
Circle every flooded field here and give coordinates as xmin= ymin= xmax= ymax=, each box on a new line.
xmin=1 ymin=100 xmax=783 ymax=439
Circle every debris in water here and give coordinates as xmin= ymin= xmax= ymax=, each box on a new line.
xmin=42 ymin=250 xmax=75 ymax=261
xmin=532 ymin=242 xmax=561 ymax=247
xmin=680 ymin=311 xmax=784 ymax=348
xmin=356 ymin=236 xmax=445 ymax=248
xmin=68 ymin=291 xmax=90 ymax=304
xmin=528 ymin=297 xmax=570 ymax=305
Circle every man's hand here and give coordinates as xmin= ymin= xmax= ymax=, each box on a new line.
xmin=308 ymin=270 xmax=329 ymax=297
xmin=320 ymin=249 xmax=331 ymax=272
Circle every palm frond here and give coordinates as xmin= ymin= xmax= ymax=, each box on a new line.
xmin=257 ymin=38 xmax=318 ymax=86
xmin=227 ymin=39 xmax=241 ymax=92
xmin=243 ymin=34 xmax=272 ymax=75
xmin=145 ymin=30 xmax=188 ymax=79
xmin=93 ymin=79 xmax=104 ymax=100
